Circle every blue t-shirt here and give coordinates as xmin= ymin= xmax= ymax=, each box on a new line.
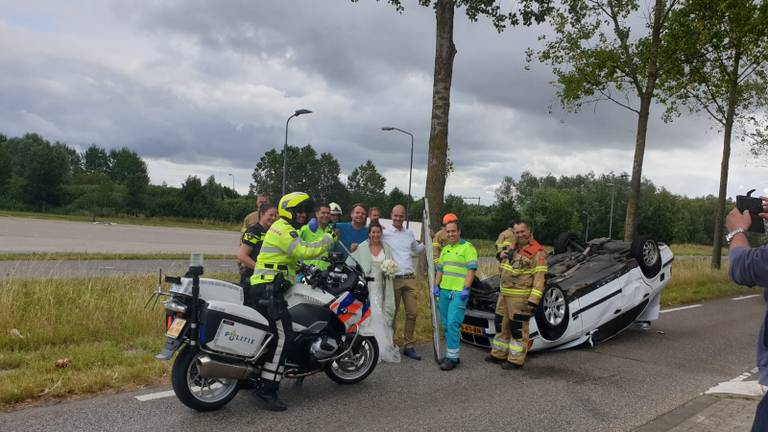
xmin=335 ymin=222 xmax=369 ymax=256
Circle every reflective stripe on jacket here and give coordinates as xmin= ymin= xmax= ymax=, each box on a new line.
xmin=251 ymin=218 xmax=334 ymax=286
xmin=499 ymin=239 xmax=547 ymax=305
xmin=299 ymin=223 xmax=333 ymax=270
xmin=437 ymin=239 xmax=478 ymax=291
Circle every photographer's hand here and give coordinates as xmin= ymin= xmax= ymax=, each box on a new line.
xmin=726 ymin=208 xmax=752 ymax=232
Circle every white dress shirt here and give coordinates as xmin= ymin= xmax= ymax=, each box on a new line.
xmin=383 ymin=225 xmax=425 ymax=276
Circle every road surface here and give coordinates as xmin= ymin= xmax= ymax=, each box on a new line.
xmin=0 ymin=295 xmax=763 ymax=432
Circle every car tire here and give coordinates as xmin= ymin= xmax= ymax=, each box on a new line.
xmin=631 ymin=235 xmax=662 ymax=278
xmin=535 ymin=285 xmax=570 ymax=341
xmin=553 ymin=232 xmax=586 ymax=255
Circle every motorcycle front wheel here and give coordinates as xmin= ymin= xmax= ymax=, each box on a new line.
xmin=171 ymin=345 xmax=240 ymax=411
xmin=325 ymin=336 xmax=379 ymax=384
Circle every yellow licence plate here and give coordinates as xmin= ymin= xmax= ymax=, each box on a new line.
xmin=460 ymin=324 xmax=483 ymax=336
xmin=166 ymin=318 xmax=187 ymax=339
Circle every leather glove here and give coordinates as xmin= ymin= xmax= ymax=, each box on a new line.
xmin=522 ymin=301 xmax=537 ymax=315
xmin=308 ymin=217 xmax=318 ymax=232
xmin=432 ymin=284 xmax=440 ymax=297
xmin=460 ymin=287 xmax=471 ymax=301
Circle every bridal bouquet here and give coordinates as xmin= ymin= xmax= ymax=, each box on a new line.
xmin=380 ymin=258 xmax=399 ymax=279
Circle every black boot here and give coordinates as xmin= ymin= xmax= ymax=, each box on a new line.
xmin=253 ymin=381 xmax=287 ymax=412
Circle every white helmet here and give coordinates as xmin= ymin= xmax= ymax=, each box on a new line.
xmin=329 ymin=202 xmax=342 ymax=215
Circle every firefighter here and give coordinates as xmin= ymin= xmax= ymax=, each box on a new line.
xmin=432 ymin=213 xmax=458 ymax=265
xmin=495 ymin=223 xmax=515 ymax=259
xmin=250 ymin=192 xmax=336 ymax=411
xmin=486 ymin=221 xmax=547 ymax=369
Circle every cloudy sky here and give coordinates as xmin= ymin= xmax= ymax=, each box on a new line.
xmin=1 ymin=0 xmax=765 ymax=204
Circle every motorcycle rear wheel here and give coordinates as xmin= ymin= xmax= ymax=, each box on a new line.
xmin=171 ymin=345 xmax=240 ymax=411
xmin=325 ymin=336 xmax=379 ymax=384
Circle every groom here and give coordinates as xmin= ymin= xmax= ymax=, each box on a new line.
xmin=383 ymin=204 xmax=425 ymax=360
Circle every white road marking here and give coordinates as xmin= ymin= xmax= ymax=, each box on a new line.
xmin=100 ymin=266 xmax=116 ymax=270
xmin=705 ymin=369 xmax=766 ymax=397
xmin=660 ymin=304 xmax=702 ymax=314
xmin=732 ymin=294 xmax=760 ymax=301
xmin=135 ymin=390 xmax=175 ymax=401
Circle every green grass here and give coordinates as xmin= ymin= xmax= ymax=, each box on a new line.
xmin=0 ymin=210 xmax=239 ymax=231
xmin=660 ymin=257 xmax=753 ymax=305
xmin=0 ymin=252 xmax=236 ymax=261
xmin=0 ymin=255 xmax=754 ymax=409
xmin=668 ymin=243 xmax=727 ymax=257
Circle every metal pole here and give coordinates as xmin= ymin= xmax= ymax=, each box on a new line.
xmin=608 ymin=183 xmax=616 ymax=239
xmin=407 ymin=131 xmax=413 ymax=229
xmin=584 ymin=213 xmax=590 ymax=241
xmin=381 ymin=127 xmax=414 ymax=229
xmin=228 ymin=173 xmax=235 ymax=194
xmin=282 ymin=114 xmax=295 ymax=196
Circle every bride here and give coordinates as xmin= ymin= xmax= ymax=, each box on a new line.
xmin=348 ymin=222 xmax=400 ymax=363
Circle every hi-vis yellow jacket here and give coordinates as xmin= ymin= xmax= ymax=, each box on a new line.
xmin=499 ymin=239 xmax=548 ymax=305
xmin=251 ymin=218 xmax=335 ymax=286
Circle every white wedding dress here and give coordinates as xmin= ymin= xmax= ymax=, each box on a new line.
xmin=367 ymin=250 xmax=401 ymax=363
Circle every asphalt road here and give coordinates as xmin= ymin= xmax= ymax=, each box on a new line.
xmin=1 ymin=295 xmax=763 ymax=432
xmin=0 ymin=217 xmax=239 ymax=254
xmin=0 ymin=259 xmax=239 ymax=279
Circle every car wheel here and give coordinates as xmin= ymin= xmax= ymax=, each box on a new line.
xmin=631 ymin=235 xmax=661 ymax=278
xmin=535 ymin=285 xmax=570 ymax=341
xmin=553 ymin=232 xmax=586 ymax=255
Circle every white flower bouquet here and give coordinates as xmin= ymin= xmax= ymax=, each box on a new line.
xmin=380 ymin=258 xmax=399 ymax=279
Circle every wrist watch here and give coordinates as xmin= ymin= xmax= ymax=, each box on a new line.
xmin=725 ymin=228 xmax=748 ymax=244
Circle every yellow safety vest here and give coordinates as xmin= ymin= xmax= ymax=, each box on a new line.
xmin=437 ymin=240 xmax=478 ymax=291
xmin=251 ymin=218 xmax=335 ymax=286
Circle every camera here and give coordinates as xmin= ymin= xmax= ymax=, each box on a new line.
xmin=736 ymin=189 xmax=765 ymax=233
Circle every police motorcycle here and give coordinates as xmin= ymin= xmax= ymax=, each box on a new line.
xmin=148 ymin=252 xmax=378 ymax=411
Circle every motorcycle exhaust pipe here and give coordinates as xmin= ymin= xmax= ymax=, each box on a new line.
xmin=196 ymin=355 xmax=259 ymax=380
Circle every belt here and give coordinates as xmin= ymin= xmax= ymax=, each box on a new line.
xmin=395 ymin=273 xmax=415 ymax=279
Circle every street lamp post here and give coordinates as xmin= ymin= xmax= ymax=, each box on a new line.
xmin=608 ymin=182 xmax=616 ymax=239
xmin=381 ymin=126 xmax=414 ymax=228
xmin=283 ymin=109 xmax=312 ymax=196
xmin=228 ymin=173 xmax=235 ymax=195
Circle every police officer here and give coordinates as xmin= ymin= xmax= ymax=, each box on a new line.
xmin=299 ymin=202 xmax=334 ymax=271
xmin=432 ymin=213 xmax=458 ymax=265
xmin=237 ymin=203 xmax=277 ymax=289
xmin=486 ymin=221 xmax=547 ymax=369
xmin=250 ymin=192 xmax=336 ymax=411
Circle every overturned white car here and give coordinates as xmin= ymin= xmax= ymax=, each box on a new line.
xmin=461 ymin=234 xmax=674 ymax=351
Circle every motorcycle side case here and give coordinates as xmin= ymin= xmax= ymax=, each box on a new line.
xmin=201 ymin=301 xmax=271 ymax=357
xmin=170 ymin=278 xmax=245 ymax=304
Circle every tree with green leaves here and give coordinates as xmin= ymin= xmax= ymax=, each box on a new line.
xmin=109 ymin=148 xmax=150 ymax=213
xmin=660 ymin=0 xmax=768 ymax=268
xmin=358 ymin=0 xmax=552 ymax=229
xmin=83 ymin=145 xmax=111 ymax=175
xmin=250 ymin=145 xmax=347 ymax=204
xmin=347 ymin=160 xmax=387 ymax=209
xmin=531 ymin=0 xmax=680 ymax=241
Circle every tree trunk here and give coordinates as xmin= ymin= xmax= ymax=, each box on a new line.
xmin=425 ymin=0 xmax=456 ymax=231
xmin=624 ymin=96 xmax=651 ymax=241
xmin=623 ymin=0 xmax=664 ymax=242
xmin=711 ymin=50 xmax=741 ymax=269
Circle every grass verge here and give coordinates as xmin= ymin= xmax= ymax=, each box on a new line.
xmin=668 ymin=243 xmax=726 ymax=257
xmin=0 ymin=252 xmax=235 ymax=261
xmin=0 ymin=257 xmax=756 ymax=409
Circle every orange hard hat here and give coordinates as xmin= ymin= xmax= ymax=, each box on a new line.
xmin=442 ymin=213 xmax=458 ymax=225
